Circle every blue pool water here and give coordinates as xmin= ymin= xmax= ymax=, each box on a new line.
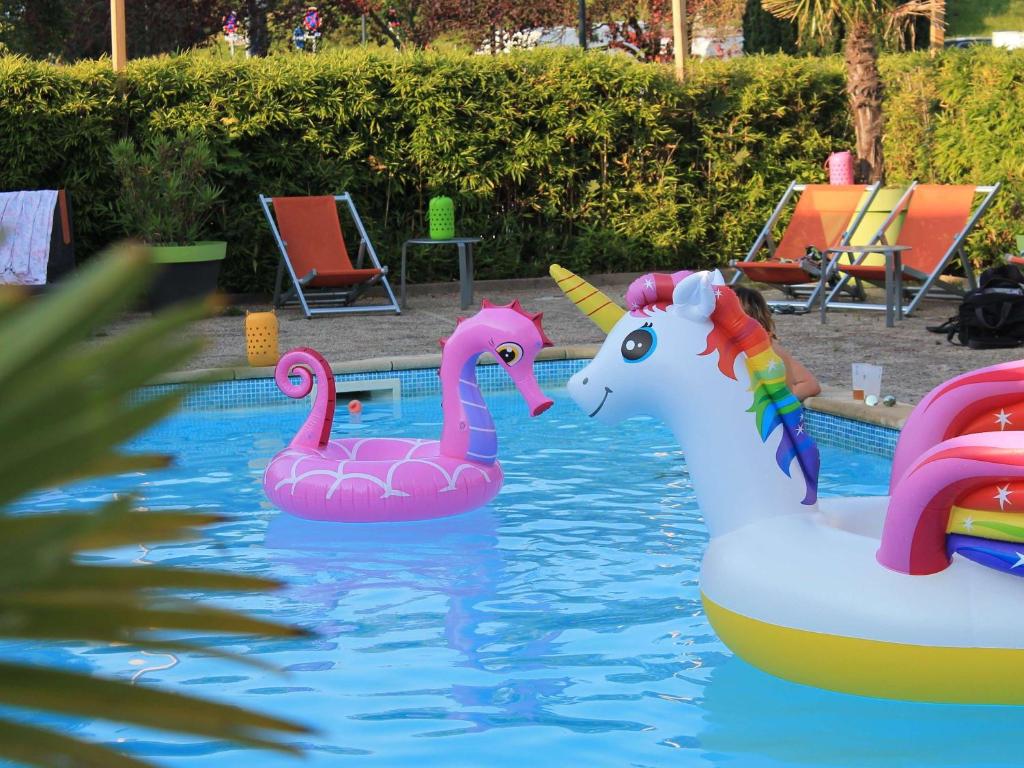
xmin=11 ymin=389 xmax=1024 ymax=767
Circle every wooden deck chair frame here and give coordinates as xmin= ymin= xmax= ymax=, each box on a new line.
xmin=729 ymin=181 xmax=881 ymax=313
xmin=259 ymin=193 xmax=401 ymax=318
xmin=48 ymin=189 xmax=75 ymax=282
xmin=822 ymin=183 xmax=1001 ymax=318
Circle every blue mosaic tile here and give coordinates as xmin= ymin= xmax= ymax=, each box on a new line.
xmin=133 ymin=359 xmax=591 ymax=412
xmin=133 ymin=358 xmax=899 ymax=459
xmin=805 ymin=409 xmax=899 ymax=458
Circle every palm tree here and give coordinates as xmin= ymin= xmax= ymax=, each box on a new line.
xmin=761 ymin=0 xmax=924 ymax=183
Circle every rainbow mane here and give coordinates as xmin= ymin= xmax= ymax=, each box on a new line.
xmin=702 ymin=288 xmax=820 ymax=505
xmin=627 ymin=274 xmax=820 ymax=505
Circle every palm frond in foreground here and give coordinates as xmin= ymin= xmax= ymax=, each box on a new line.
xmin=0 ymin=244 xmax=312 ymax=767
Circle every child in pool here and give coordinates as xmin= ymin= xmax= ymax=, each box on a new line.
xmin=734 ymin=286 xmax=821 ymax=402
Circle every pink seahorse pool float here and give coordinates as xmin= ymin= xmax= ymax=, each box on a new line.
xmin=263 ymin=300 xmax=554 ymax=522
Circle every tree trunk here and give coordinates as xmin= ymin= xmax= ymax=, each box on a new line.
xmin=930 ymin=0 xmax=946 ymax=51
xmin=365 ymin=9 xmax=403 ymax=49
xmin=245 ymin=0 xmax=269 ymax=57
xmin=844 ymin=20 xmax=884 ymax=184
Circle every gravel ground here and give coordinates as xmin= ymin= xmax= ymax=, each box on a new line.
xmin=102 ymin=272 xmax=1022 ymax=404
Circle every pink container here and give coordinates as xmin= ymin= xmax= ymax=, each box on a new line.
xmin=825 ymin=151 xmax=855 ymax=185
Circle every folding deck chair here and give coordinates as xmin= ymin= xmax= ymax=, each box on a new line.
xmin=822 ymin=183 xmax=1001 ymax=320
xmin=730 ymin=182 xmax=881 ymax=312
xmin=259 ymin=193 xmax=400 ymax=318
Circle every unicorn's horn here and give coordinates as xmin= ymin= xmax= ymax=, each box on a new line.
xmin=549 ymin=264 xmax=625 ymax=334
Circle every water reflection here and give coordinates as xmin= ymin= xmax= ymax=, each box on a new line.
xmin=265 ymin=509 xmax=502 ymax=657
xmin=263 ymin=509 xmax=591 ymax=734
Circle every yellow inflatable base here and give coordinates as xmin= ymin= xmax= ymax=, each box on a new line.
xmin=703 ymin=593 xmax=1024 ymax=704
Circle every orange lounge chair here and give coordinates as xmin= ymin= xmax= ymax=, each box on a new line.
xmin=823 ymin=183 xmax=1001 ymax=318
xmin=730 ymin=181 xmax=880 ymax=312
xmin=259 ymin=193 xmax=400 ymax=318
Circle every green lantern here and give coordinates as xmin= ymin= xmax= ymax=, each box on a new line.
xmin=428 ymin=196 xmax=455 ymax=240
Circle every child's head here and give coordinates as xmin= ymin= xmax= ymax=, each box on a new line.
xmin=734 ymin=286 xmax=776 ymax=338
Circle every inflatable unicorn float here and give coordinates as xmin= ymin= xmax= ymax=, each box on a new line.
xmin=263 ymin=300 xmax=553 ymax=523
xmin=552 ymin=264 xmax=1024 ymax=704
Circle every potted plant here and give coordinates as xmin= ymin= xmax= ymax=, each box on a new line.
xmin=108 ymin=133 xmax=226 ymax=309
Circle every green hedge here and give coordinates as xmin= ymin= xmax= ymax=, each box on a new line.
xmin=0 ymin=48 xmax=1020 ymax=292
xmin=883 ymin=50 xmax=1024 ymax=256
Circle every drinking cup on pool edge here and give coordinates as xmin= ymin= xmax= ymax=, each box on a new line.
xmin=852 ymin=363 xmax=882 ymax=402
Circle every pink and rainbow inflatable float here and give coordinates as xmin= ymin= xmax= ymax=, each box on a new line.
xmin=553 ymin=263 xmax=1024 ymax=704
xmin=263 ymin=300 xmax=553 ymax=523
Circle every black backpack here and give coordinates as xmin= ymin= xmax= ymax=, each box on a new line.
xmin=928 ymin=264 xmax=1024 ymax=349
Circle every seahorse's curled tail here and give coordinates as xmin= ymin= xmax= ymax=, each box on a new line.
xmin=275 ymin=347 xmax=336 ymax=450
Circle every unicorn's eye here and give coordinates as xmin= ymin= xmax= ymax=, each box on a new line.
xmin=496 ymin=342 xmax=524 ymax=366
xmin=621 ymin=325 xmax=657 ymax=363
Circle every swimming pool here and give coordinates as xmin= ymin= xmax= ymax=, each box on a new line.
xmin=10 ymin=387 xmax=1023 ymax=767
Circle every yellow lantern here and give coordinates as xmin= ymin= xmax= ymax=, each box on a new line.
xmin=245 ymin=310 xmax=279 ymax=367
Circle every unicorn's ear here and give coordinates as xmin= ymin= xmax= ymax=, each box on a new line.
xmin=671 ymin=271 xmax=717 ymax=321
xmin=710 ymin=269 xmax=726 ymax=286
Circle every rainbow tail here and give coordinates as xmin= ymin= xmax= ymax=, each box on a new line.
xmin=944 ymin=466 xmax=1024 ymax=576
xmin=549 ymin=264 xmax=625 ymax=333
xmin=880 ymin=430 xmax=1024 ymax=575
xmin=946 ymin=534 xmax=1024 ymax=576
xmin=891 ymin=359 xmax=1024 ymax=491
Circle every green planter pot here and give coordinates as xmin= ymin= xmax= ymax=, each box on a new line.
xmin=148 ymin=241 xmax=227 ymax=310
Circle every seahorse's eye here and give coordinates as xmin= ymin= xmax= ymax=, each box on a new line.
xmin=496 ymin=342 xmax=524 ymax=366
xmin=621 ymin=324 xmax=657 ymax=363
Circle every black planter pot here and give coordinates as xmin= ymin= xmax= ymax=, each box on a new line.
xmin=148 ymin=241 xmax=227 ymax=310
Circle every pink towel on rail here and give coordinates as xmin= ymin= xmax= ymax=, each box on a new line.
xmin=0 ymin=190 xmax=58 ymax=285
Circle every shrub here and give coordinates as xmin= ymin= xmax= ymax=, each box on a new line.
xmin=108 ymin=133 xmax=224 ymax=245
xmin=883 ymin=49 xmax=1024 ymax=257
xmin=0 ymin=47 xmax=1019 ymax=292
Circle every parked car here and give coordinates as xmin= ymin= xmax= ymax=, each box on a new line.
xmin=944 ymin=36 xmax=992 ymax=49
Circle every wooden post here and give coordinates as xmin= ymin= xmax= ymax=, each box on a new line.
xmin=671 ymin=0 xmax=686 ymax=81
xmin=930 ymin=0 xmax=945 ymax=53
xmin=110 ymin=0 xmax=127 ymax=71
